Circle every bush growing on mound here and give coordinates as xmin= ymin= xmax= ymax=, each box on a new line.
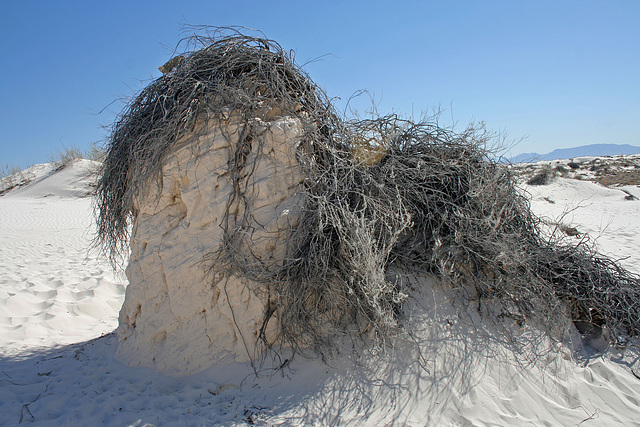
xmin=96 ymin=28 xmax=640 ymax=357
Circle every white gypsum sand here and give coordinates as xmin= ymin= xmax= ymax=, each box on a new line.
xmin=0 ymin=160 xmax=126 ymax=354
xmin=516 ymin=155 xmax=640 ymax=274
xmin=0 ymin=156 xmax=639 ymax=426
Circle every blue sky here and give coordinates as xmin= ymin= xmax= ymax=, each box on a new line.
xmin=1 ymin=0 xmax=639 ymax=168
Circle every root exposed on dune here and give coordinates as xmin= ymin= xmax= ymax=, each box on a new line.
xmin=96 ymin=27 xmax=640 ymax=357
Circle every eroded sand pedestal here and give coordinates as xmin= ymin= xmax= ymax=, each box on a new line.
xmin=116 ymin=116 xmax=305 ymax=376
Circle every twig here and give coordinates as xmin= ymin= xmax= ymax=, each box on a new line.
xmin=577 ymin=408 xmax=599 ymax=426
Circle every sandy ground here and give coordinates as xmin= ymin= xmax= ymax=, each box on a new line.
xmin=1 ymin=158 xmax=639 ymax=426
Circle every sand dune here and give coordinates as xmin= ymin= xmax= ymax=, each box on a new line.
xmin=1 ymin=158 xmax=639 ymax=426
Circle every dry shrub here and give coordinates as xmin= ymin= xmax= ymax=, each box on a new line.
xmin=96 ymin=28 xmax=640 ymax=358
xmin=49 ymin=145 xmax=85 ymax=169
xmin=527 ymin=167 xmax=556 ymax=185
xmin=48 ymin=143 xmax=106 ymax=171
xmin=0 ymin=165 xmax=26 ymax=194
xmin=597 ymin=170 xmax=640 ymax=186
xmin=84 ymin=142 xmax=107 ymax=163
xmin=567 ymin=162 xmax=580 ymax=170
xmin=96 ymin=28 xmax=344 ymax=266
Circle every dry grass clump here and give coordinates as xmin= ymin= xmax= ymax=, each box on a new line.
xmin=84 ymin=142 xmax=107 ymax=163
xmin=49 ymin=143 xmax=106 ymax=170
xmin=48 ymin=145 xmax=85 ymax=167
xmin=96 ymin=28 xmax=640 ymax=357
xmin=0 ymin=165 xmax=26 ymax=195
xmin=597 ymin=170 xmax=640 ymax=186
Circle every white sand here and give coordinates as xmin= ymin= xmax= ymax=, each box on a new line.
xmin=0 ymin=160 xmax=126 ymax=354
xmin=526 ymin=178 xmax=640 ymax=273
xmin=1 ymin=158 xmax=639 ymax=426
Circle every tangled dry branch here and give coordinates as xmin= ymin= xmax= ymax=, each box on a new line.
xmin=96 ymin=28 xmax=640 ymax=358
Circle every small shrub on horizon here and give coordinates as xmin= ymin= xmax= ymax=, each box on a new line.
xmin=527 ymin=167 xmax=556 ymax=185
xmin=48 ymin=145 xmax=85 ymax=170
xmin=0 ymin=164 xmax=22 ymax=180
xmin=84 ymin=142 xmax=107 ymax=162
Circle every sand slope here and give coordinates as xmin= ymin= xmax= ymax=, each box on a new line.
xmin=0 ymin=160 xmax=126 ymax=354
xmin=1 ymin=158 xmax=639 ymax=426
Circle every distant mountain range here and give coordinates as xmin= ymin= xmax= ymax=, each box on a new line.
xmin=509 ymin=144 xmax=640 ymax=163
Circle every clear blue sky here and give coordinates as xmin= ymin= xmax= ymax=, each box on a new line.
xmin=1 ymin=0 xmax=639 ymax=168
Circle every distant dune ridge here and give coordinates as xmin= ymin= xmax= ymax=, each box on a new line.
xmin=510 ymin=143 xmax=640 ymax=163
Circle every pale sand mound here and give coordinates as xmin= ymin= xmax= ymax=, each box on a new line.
xmin=99 ymin=32 xmax=640 ymax=379
xmin=116 ymin=116 xmax=305 ymax=375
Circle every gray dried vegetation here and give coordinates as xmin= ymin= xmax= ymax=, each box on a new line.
xmin=526 ymin=167 xmax=556 ymax=186
xmin=0 ymin=165 xmax=26 ymax=195
xmin=96 ymin=28 xmax=640 ymax=358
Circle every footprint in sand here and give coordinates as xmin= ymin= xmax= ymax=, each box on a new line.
xmin=74 ymin=289 xmax=96 ymax=300
xmin=45 ymin=279 xmax=66 ymax=290
xmin=33 ymin=289 xmax=58 ymax=300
